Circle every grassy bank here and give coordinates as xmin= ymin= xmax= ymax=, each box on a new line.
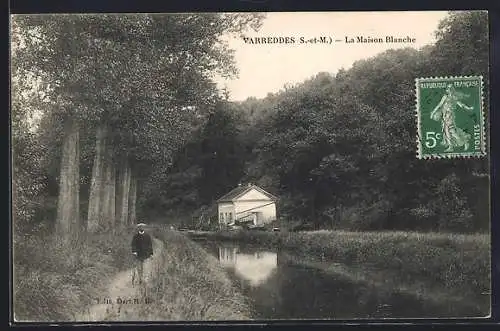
xmin=13 ymin=229 xmax=134 ymax=322
xmin=14 ymin=226 xmax=252 ymax=322
xmin=203 ymin=230 xmax=490 ymax=303
xmin=144 ymin=228 xmax=252 ymax=320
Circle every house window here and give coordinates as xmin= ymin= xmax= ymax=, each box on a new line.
xmin=228 ymin=212 xmax=232 ymax=221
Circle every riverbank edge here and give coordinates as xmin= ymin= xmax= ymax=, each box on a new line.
xmin=148 ymin=228 xmax=254 ymax=320
xmin=194 ymin=229 xmax=491 ymax=314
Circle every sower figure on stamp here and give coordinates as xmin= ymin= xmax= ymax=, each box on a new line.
xmin=430 ymin=84 xmax=474 ymax=152
xmin=131 ymin=223 xmax=153 ymax=286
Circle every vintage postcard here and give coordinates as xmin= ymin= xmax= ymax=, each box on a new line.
xmin=11 ymin=11 xmax=491 ymax=322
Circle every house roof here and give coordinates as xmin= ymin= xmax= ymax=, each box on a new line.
xmin=217 ymin=183 xmax=278 ymax=202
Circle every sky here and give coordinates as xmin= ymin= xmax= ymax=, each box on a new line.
xmin=215 ymin=11 xmax=449 ymax=101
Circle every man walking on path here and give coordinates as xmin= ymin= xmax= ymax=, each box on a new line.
xmin=131 ymin=223 xmax=153 ymax=286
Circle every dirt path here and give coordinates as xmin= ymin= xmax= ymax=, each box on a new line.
xmin=75 ymin=238 xmax=164 ymax=322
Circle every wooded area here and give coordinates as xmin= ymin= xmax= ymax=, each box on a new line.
xmin=12 ymin=13 xmax=264 ymax=242
xmin=12 ymin=11 xmax=489 ymax=244
xmin=144 ymin=12 xmax=490 ymax=232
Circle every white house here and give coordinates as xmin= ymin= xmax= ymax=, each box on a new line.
xmin=217 ymin=183 xmax=278 ymax=227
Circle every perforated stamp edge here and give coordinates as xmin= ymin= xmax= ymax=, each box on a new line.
xmin=415 ymin=75 xmax=486 ymax=160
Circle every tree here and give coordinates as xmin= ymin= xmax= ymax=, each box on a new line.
xmin=11 ymin=66 xmax=47 ymax=236
xmin=431 ymin=11 xmax=489 ymax=77
xmin=140 ymin=101 xmax=249 ymax=221
xmin=250 ymin=75 xmax=387 ymax=226
xmin=198 ymin=102 xmax=246 ymax=204
xmin=12 ymin=13 xmax=264 ymax=236
xmin=432 ymin=174 xmax=474 ymax=232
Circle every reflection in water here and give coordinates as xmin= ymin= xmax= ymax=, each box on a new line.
xmin=218 ymin=247 xmax=277 ymax=287
xmin=218 ymin=246 xmax=238 ymax=266
xmin=196 ymin=240 xmax=488 ymax=319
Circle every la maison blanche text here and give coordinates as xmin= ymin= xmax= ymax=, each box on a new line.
xmin=242 ymin=35 xmax=416 ymax=44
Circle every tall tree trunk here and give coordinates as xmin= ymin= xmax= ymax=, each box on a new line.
xmin=99 ymin=148 xmax=109 ymax=231
xmin=128 ymin=175 xmax=137 ymax=226
xmin=116 ymin=160 xmax=131 ymax=229
xmin=100 ymin=131 xmax=115 ymax=231
xmin=103 ymin=142 xmax=116 ymax=232
xmin=109 ymin=160 xmax=116 ymax=230
xmin=56 ymin=118 xmax=80 ymax=239
xmin=87 ymin=124 xmax=106 ymax=232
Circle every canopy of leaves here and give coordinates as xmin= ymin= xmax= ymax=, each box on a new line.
xmin=12 ymin=13 xmax=264 ymax=175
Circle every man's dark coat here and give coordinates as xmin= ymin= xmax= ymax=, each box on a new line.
xmin=131 ymin=232 xmax=153 ymax=260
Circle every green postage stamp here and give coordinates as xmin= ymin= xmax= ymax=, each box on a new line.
xmin=416 ymin=76 xmax=486 ymax=159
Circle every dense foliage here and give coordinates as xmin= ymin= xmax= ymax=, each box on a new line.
xmin=152 ymin=11 xmax=489 ymax=232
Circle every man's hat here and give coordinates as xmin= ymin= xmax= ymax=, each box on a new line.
xmin=136 ymin=223 xmax=147 ymax=228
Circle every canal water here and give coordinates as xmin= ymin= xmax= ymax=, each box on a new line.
xmin=193 ymin=238 xmax=488 ymax=320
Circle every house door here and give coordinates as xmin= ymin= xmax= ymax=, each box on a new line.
xmin=256 ymin=212 xmax=264 ymax=224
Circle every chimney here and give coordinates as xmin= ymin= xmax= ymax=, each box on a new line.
xmin=238 ymin=183 xmax=242 ymax=187
xmin=247 ymin=183 xmax=252 ymax=187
